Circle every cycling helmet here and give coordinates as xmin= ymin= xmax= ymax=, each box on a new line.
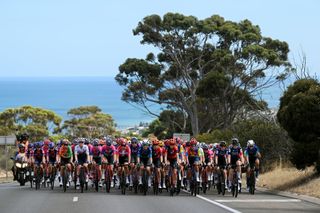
xmin=18 ymin=143 xmax=25 ymax=149
xmin=219 ymin=141 xmax=227 ymax=147
xmin=49 ymin=142 xmax=55 ymax=149
xmin=169 ymin=139 xmax=175 ymax=146
xmin=202 ymin=144 xmax=208 ymax=150
xmin=152 ymin=139 xmax=159 ymax=146
xmin=247 ymin=140 xmax=255 ymax=147
xmin=131 ymin=137 xmax=138 ymax=144
xmin=93 ymin=139 xmax=99 ymax=146
xmin=231 ymin=138 xmax=239 ymax=145
xmin=35 ymin=142 xmax=42 ymax=148
xmin=28 ymin=143 xmax=34 ymax=149
xmin=62 ymin=139 xmax=69 ymax=145
xmin=106 ymin=137 xmax=112 ymax=146
xmin=43 ymin=139 xmax=50 ymax=146
xmin=119 ymin=138 xmax=127 ymax=146
xmin=213 ymin=143 xmax=219 ymax=149
xmin=73 ymin=138 xmax=79 ymax=145
xmin=84 ymin=138 xmax=90 ymax=144
xmin=142 ymin=139 xmax=149 ymax=147
xmin=159 ymin=140 xmax=164 ymax=147
xmin=190 ymin=138 xmax=197 ymax=146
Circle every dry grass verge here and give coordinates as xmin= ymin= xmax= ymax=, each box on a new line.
xmin=257 ymin=166 xmax=320 ymax=198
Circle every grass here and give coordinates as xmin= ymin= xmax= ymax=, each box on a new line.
xmin=257 ymin=166 xmax=320 ymax=198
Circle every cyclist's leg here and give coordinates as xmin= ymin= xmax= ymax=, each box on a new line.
xmin=255 ymin=158 xmax=260 ymax=178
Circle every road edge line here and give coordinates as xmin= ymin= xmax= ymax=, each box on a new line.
xmin=182 ymin=190 xmax=241 ymax=213
xmin=256 ymin=187 xmax=320 ymax=205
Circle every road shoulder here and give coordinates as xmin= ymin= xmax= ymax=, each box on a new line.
xmin=256 ymin=187 xmax=320 ymax=205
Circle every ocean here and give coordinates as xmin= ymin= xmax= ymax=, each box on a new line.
xmin=0 ymin=77 xmax=283 ymax=129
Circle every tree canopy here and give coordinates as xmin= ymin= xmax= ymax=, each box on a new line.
xmin=277 ymin=79 xmax=320 ymax=171
xmin=116 ymin=13 xmax=291 ymax=136
xmin=62 ymin=106 xmax=116 ymax=138
xmin=0 ymin=105 xmax=62 ymax=141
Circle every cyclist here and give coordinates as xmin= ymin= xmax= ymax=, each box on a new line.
xmin=90 ymin=139 xmax=103 ymax=187
xmin=175 ymin=138 xmax=186 ymax=187
xmin=57 ymin=139 xmax=73 ymax=187
xmin=129 ymin=137 xmax=140 ymax=187
xmin=164 ymin=139 xmax=179 ymax=190
xmin=33 ymin=142 xmax=45 ymax=184
xmin=186 ymin=138 xmax=202 ymax=184
xmin=116 ymin=138 xmax=131 ymax=187
xmin=47 ymin=142 xmax=58 ymax=182
xmin=102 ymin=137 xmax=117 ymax=188
xmin=215 ymin=141 xmax=228 ymax=189
xmin=244 ymin=140 xmax=261 ymax=190
xmin=151 ymin=139 xmax=162 ymax=189
xmin=74 ymin=138 xmax=90 ymax=186
xmin=202 ymin=143 xmax=213 ymax=185
xmin=227 ymin=138 xmax=244 ymax=191
xmin=137 ymin=139 xmax=153 ymax=187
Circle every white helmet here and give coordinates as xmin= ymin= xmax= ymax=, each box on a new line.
xmin=247 ymin=140 xmax=255 ymax=146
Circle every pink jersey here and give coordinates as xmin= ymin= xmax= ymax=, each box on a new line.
xmin=90 ymin=146 xmax=102 ymax=158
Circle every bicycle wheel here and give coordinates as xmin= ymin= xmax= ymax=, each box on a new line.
xmin=63 ymin=168 xmax=68 ymax=192
xmin=105 ymin=168 xmax=111 ymax=193
xmin=121 ymin=170 xmax=126 ymax=195
xmin=80 ymin=167 xmax=85 ymax=193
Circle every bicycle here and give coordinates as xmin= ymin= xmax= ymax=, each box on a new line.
xmin=104 ymin=163 xmax=113 ymax=193
xmin=189 ymin=164 xmax=199 ymax=196
xmin=119 ymin=165 xmax=127 ymax=195
xmin=230 ymin=165 xmax=239 ymax=198
xmin=216 ymin=166 xmax=226 ymax=196
xmin=90 ymin=162 xmax=100 ymax=192
xmin=152 ymin=165 xmax=159 ymax=195
xmin=201 ymin=164 xmax=208 ymax=194
xmin=60 ymin=164 xmax=70 ymax=192
xmin=247 ymin=165 xmax=256 ymax=195
xmin=48 ymin=163 xmax=57 ymax=190
xmin=140 ymin=164 xmax=149 ymax=196
xmin=34 ymin=164 xmax=43 ymax=190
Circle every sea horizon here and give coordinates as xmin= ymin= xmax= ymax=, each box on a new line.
xmin=0 ymin=76 xmax=284 ymax=130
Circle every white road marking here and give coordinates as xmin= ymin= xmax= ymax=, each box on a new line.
xmin=73 ymin=197 xmax=78 ymax=202
xmin=182 ymin=190 xmax=241 ymax=213
xmin=215 ymin=199 xmax=301 ymax=203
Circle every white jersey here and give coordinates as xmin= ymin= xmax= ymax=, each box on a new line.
xmin=74 ymin=144 xmax=89 ymax=156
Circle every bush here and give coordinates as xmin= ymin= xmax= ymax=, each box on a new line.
xmin=196 ymin=119 xmax=292 ymax=172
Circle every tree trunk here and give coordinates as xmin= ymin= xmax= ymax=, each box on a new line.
xmin=190 ymin=104 xmax=199 ymax=136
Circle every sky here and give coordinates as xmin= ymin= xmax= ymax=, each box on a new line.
xmin=0 ymin=0 xmax=319 ymax=77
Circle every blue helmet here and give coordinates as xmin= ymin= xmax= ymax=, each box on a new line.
xmin=106 ymin=137 xmax=112 ymax=146
xmin=49 ymin=142 xmax=55 ymax=149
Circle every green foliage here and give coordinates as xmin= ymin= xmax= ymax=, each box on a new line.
xmin=116 ymin=12 xmax=291 ymax=135
xmin=277 ymin=79 xmax=320 ymax=172
xmin=62 ymin=106 xmax=116 ymax=138
xmin=0 ymin=105 xmax=62 ymax=141
xmin=197 ymin=119 xmax=291 ymax=172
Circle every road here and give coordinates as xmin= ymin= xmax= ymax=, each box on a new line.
xmin=0 ymin=182 xmax=319 ymax=213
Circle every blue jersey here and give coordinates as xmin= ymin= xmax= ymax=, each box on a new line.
xmin=138 ymin=146 xmax=152 ymax=159
xmin=244 ymin=145 xmax=260 ymax=160
xmin=130 ymin=143 xmax=141 ymax=156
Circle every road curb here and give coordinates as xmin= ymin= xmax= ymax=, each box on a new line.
xmin=256 ymin=187 xmax=320 ymax=205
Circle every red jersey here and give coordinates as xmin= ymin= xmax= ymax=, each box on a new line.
xmin=117 ymin=145 xmax=131 ymax=157
xmin=165 ymin=146 xmax=178 ymax=160
xmin=101 ymin=145 xmax=117 ymax=158
xmin=152 ymin=146 xmax=162 ymax=159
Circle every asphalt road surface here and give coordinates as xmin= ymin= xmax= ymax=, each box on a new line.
xmin=0 ymin=182 xmax=319 ymax=213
